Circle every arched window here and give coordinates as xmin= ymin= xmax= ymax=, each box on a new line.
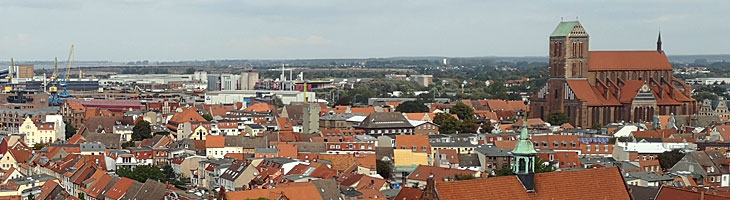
xmin=519 ymin=158 xmax=526 ymax=173
xmin=572 ymin=63 xmax=577 ymax=76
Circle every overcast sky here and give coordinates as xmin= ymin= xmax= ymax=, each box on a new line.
xmin=0 ymin=0 xmax=727 ymax=61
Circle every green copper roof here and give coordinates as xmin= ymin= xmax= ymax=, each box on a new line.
xmin=550 ymin=21 xmax=580 ymax=37
xmin=512 ymin=119 xmax=537 ymax=155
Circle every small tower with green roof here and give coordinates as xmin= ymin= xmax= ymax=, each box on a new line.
xmin=512 ymin=119 xmax=537 ymax=174
xmin=512 ymin=118 xmax=538 ymax=191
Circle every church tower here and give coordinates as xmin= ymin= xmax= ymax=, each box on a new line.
xmin=512 ymin=119 xmax=538 ymax=191
xmin=549 ymin=21 xmax=589 ymax=79
xmin=546 ymin=21 xmax=589 ymax=113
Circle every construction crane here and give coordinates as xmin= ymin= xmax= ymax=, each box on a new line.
xmin=4 ymin=57 xmax=13 ymax=93
xmin=48 ymin=57 xmax=62 ymax=105
xmin=58 ymin=45 xmax=74 ymax=99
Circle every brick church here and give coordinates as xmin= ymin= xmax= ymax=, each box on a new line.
xmin=530 ymin=21 xmax=696 ymax=128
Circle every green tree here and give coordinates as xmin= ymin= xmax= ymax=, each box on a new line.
xmin=480 ymin=122 xmax=494 ymax=134
xmin=693 ymin=91 xmax=718 ymax=102
xmin=434 ymin=113 xmax=460 ymax=134
xmin=534 ymin=157 xmax=555 ymax=173
xmin=658 ymin=149 xmax=685 ymax=170
xmin=547 ymin=112 xmax=570 ymax=126
xmin=202 ymin=113 xmax=213 ymax=121
xmin=273 ymin=96 xmax=284 ymax=108
xmin=117 ymin=165 xmax=166 ymax=183
xmin=453 ymin=174 xmax=476 ymax=180
xmin=185 ymin=68 xmax=195 ymax=74
xmin=449 ymin=102 xmax=475 ymax=120
xmin=33 ymin=142 xmax=46 ymax=150
xmin=496 ymin=166 xmax=514 ymax=176
xmin=376 ymin=160 xmax=393 ymax=179
xmin=590 ymin=123 xmax=604 ymax=130
xmin=121 ymin=141 xmax=135 ymax=148
xmin=65 ymin=121 xmax=77 ymax=140
xmin=395 ymin=101 xmax=429 ymax=113
xmin=458 ymin=118 xmax=479 ymax=133
xmin=132 ymin=120 xmax=152 ymax=141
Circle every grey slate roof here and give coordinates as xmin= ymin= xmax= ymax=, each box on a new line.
xmin=225 ymin=135 xmax=268 ymax=149
xmin=121 ymin=179 xmax=168 ymax=200
xmin=311 ymin=179 xmax=341 ymax=200
xmin=475 ymin=145 xmax=511 ymax=157
xmin=293 ymin=142 xmax=326 ymax=153
xmin=430 ymin=141 xmax=476 ymax=147
xmin=356 ymin=112 xmax=414 ymax=129
xmin=626 ymin=172 xmax=674 ymax=182
xmin=80 ymin=142 xmax=106 ymax=151
xmin=255 ymin=148 xmax=278 ymax=154
xmin=458 ymin=154 xmax=481 ymax=167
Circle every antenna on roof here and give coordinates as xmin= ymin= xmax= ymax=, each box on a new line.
xmin=560 ymin=17 xmax=564 ymax=22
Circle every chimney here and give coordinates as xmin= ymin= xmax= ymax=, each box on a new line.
xmin=701 ymin=190 xmax=705 ymax=200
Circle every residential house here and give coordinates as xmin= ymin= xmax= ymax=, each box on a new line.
xmin=669 ymin=150 xmax=730 ymax=187
xmin=406 ymin=165 xmax=479 ymax=188
xmin=475 ymin=145 xmax=513 ymax=175
xmin=356 ymin=112 xmax=415 ymax=135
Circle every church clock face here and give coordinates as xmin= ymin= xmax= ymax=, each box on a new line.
xmin=641 ymin=84 xmax=650 ymax=92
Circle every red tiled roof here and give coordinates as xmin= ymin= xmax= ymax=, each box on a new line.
xmin=494 ymin=140 xmax=517 ymax=149
xmin=395 ymin=135 xmax=431 ymax=154
xmin=9 ymin=149 xmax=31 ymax=163
xmin=319 ymin=154 xmax=356 ymax=172
xmin=104 ymin=177 xmax=135 ymax=200
xmin=225 ymin=182 xmax=323 ymax=200
xmin=566 ymin=80 xmax=621 ymax=106
xmin=434 ymin=167 xmax=630 ymax=200
xmin=619 ymin=80 xmax=645 ymax=103
xmin=350 ymin=107 xmax=376 ymax=115
xmin=404 ymin=113 xmax=429 ymax=121
xmin=633 ymin=129 xmax=676 ymax=139
xmin=276 ymin=143 xmax=298 ymax=159
xmin=276 ymin=117 xmax=294 ymax=131
xmin=224 ymin=153 xmax=245 ymax=161
xmin=169 ymin=108 xmax=206 ymax=124
xmin=394 ymin=187 xmax=423 ymax=200
xmin=407 ymin=165 xmax=476 ymax=181
xmin=243 ymin=103 xmax=275 ymax=112
xmin=206 ymin=104 xmax=235 ymax=117
xmin=355 ymin=154 xmax=376 ymax=170
xmin=206 ymin=135 xmax=225 ymax=148
xmin=588 ymin=51 xmax=671 ymax=71
xmin=355 ymin=176 xmax=386 ymax=190
xmin=655 ymin=186 xmax=730 ymax=200
xmin=486 ymin=100 xmax=512 ymax=111
xmin=475 ymin=110 xmax=498 ymax=120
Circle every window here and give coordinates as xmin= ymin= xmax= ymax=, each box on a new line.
xmin=412 ymin=147 xmax=417 ymax=151
xmin=586 ymin=145 xmax=592 ymax=152
xmin=422 ymin=146 xmax=427 ymax=151
xmin=604 ymin=145 xmax=609 ymax=152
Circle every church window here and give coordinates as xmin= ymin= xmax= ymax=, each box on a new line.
xmin=572 ymin=63 xmax=577 ymax=76
xmin=519 ymin=158 xmax=526 ymax=172
xmin=572 ymin=42 xmax=577 ymax=57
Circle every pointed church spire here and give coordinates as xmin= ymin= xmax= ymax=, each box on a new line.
xmin=657 ymin=31 xmax=663 ymax=53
